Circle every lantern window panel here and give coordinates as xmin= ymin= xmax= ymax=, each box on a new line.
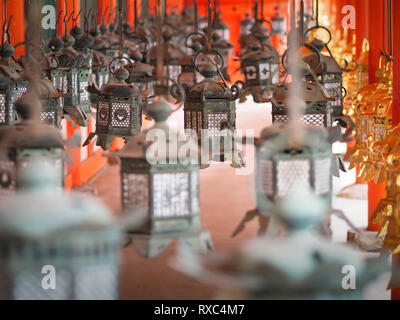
xmin=152 ymin=172 xmax=190 ymax=218
xmin=0 ymin=94 xmax=6 ymax=124
xmin=79 ymin=80 xmax=90 ymax=104
xmin=313 ymin=158 xmax=332 ymax=195
xmin=276 ymin=159 xmax=311 ymax=198
xmin=259 ymin=63 xmax=270 ymax=80
xmin=185 ymin=111 xmax=203 ymax=138
xmin=96 ymin=100 xmax=110 ymax=127
xmin=190 ymin=171 xmax=200 ymax=213
xmin=40 ymin=111 xmax=57 ymax=127
xmin=323 ymin=82 xmax=342 ymax=107
xmin=259 ymin=159 xmax=274 ymax=197
xmin=207 ymin=112 xmax=229 ymax=137
xmin=273 ymin=113 xmax=326 ymax=127
xmin=74 ymin=265 xmax=117 ymax=300
xmin=0 ymin=160 xmax=16 ymax=196
xmin=111 ymin=101 xmax=132 ymax=128
xmin=122 ymin=173 xmax=150 ymax=214
xmin=13 ymin=270 xmax=72 ymax=300
xmin=271 ymin=64 xmax=280 ymax=85
xmin=245 ymin=66 xmax=257 ymax=80
xmin=71 ymin=71 xmax=79 ymax=96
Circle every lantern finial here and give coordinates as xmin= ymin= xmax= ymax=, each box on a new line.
xmin=146 ymin=97 xmax=173 ymax=122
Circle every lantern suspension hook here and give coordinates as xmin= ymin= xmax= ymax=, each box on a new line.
xmin=1 ymin=0 xmax=12 ymax=45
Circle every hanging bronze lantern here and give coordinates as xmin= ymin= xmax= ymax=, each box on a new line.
xmin=91 ymin=50 xmax=110 ymax=89
xmin=271 ymin=7 xmax=286 ymax=36
xmin=0 ymin=160 xmax=123 ymax=300
xmin=240 ymin=38 xmax=280 ymax=103
xmin=109 ymin=97 xmax=213 ymax=258
xmin=211 ymin=11 xmax=229 ymax=42
xmin=85 ymin=61 xmax=143 ymax=150
xmin=0 ymin=99 xmax=67 ymax=195
xmin=0 ymin=16 xmax=29 ymax=126
xmin=148 ymin=23 xmax=184 ymax=95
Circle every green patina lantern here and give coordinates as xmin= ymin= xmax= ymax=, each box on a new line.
xmin=0 ymin=44 xmax=29 ymax=126
xmin=0 ymin=160 xmax=123 ymax=300
xmin=302 ymin=36 xmax=346 ymax=117
xmin=240 ymin=39 xmax=280 ymax=103
xmin=148 ymin=23 xmax=184 ymax=95
xmin=84 ymin=65 xmax=143 ymax=150
xmin=175 ymin=50 xmax=245 ymax=168
xmin=91 ymin=50 xmax=110 ymax=89
xmin=271 ymin=80 xmax=336 ymax=127
xmin=0 ymin=99 xmax=67 ymax=196
xmin=240 ymin=13 xmax=254 ymax=39
xmin=109 ymin=98 xmax=213 ymax=258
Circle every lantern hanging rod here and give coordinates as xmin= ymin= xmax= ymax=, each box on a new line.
xmin=300 ymin=0 xmax=304 ymax=46
xmin=118 ymin=0 xmax=123 ymax=59
xmin=155 ymin=0 xmax=163 ymax=79
xmin=134 ymin=0 xmax=138 ymax=28
xmin=207 ymin=0 xmax=212 ymax=51
xmin=1 ymin=0 xmax=12 ymax=45
xmin=254 ymin=0 xmax=258 ymax=24
xmin=194 ymin=0 xmax=198 ymax=33
xmin=315 ymin=0 xmax=319 ymax=27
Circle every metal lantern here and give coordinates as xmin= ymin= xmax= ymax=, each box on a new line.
xmin=109 ymin=99 xmax=213 ymax=258
xmin=210 ymin=32 xmax=233 ymax=82
xmin=0 ymin=45 xmax=29 ymax=126
xmin=271 ymin=9 xmax=286 ymax=36
xmin=211 ymin=12 xmax=229 ymax=42
xmin=0 ymin=160 xmax=123 ymax=300
xmin=0 ymin=101 xmax=66 ymax=196
xmin=240 ymin=13 xmax=254 ymax=38
xmin=92 ymin=50 xmax=110 ymax=89
xmin=255 ymin=126 xmax=333 ymax=210
xmin=148 ymin=24 xmax=184 ymax=95
xmin=84 ymin=66 xmax=143 ymax=150
xmin=302 ymin=38 xmax=345 ymax=117
xmin=271 ymin=80 xmax=335 ymax=128
xmin=177 ymin=52 xmax=245 ymax=168
xmin=240 ymin=40 xmax=280 ymax=103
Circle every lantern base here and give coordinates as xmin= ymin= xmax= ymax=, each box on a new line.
xmin=337 ymin=183 xmax=368 ymax=200
xmin=347 ymin=229 xmax=383 ymax=252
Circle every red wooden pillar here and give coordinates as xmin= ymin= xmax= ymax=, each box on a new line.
xmin=98 ymin=0 xmax=116 ymax=24
xmin=126 ymin=0 xmax=135 ymax=25
xmin=367 ymin=0 xmax=386 ymax=231
xmin=391 ymin=0 xmax=400 ymax=301
xmin=6 ymin=0 xmax=25 ymax=57
xmin=355 ymin=0 xmax=368 ymax=57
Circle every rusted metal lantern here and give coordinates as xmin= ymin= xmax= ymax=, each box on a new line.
xmin=109 ymin=98 xmax=213 ymax=258
xmin=302 ymin=35 xmax=346 ymax=117
xmin=211 ymin=11 xmax=229 ymax=42
xmin=85 ymin=64 xmax=143 ymax=150
xmin=271 ymin=8 xmax=286 ymax=36
xmin=0 ymin=32 xmax=29 ymax=125
xmin=240 ymin=13 xmax=254 ymax=38
xmin=0 ymin=160 xmax=123 ymax=300
xmin=148 ymin=23 xmax=184 ymax=95
xmin=271 ymin=80 xmax=335 ymax=127
xmin=240 ymin=39 xmax=280 ymax=103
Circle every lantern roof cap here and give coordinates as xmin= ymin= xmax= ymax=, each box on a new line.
xmin=272 ymin=80 xmax=335 ymax=103
xmin=93 ymin=75 xmax=141 ymax=98
xmin=0 ymin=58 xmax=25 ymax=81
xmin=110 ymin=100 xmax=198 ymax=161
xmin=92 ymin=50 xmax=109 ymax=68
xmin=242 ymin=47 xmax=279 ymax=62
xmin=0 ymin=122 xmax=65 ymax=150
xmin=128 ymin=61 xmax=154 ymax=77
xmin=303 ymin=51 xmax=342 ymax=74
xmin=188 ymin=79 xmax=232 ymax=100
xmin=258 ymin=125 xmax=331 ymax=157
xmin=241 ymin=13 xmax=254 ymax=26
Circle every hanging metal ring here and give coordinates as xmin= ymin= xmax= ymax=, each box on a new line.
xmin=281 ymin=42 xmax=322 ymax=73
xmin=230 ymin=80 xmax=246 ymax=100
xmin=192 ymin=49 xmax=225 ymax=74
xmin=108 ymin=56 xmax=133 ymax=74
xmin=185 ymin=31 xmax=206 ymax=49
xmin=304 ymin=25 xmax=332 ymax=46
xmin=167 ymin=76 xmax=186 ymax=106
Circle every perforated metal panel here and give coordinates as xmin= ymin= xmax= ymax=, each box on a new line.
xmin=273 ymin=114 xmax=325 ymax=127
xmin=375 ymin=125 xmax=386 ymax=142
xmin=259 ymin=159 xmax=274 ymax=197
xmin=122 ymin=173 xmax=149 ymax=213
xmin=97 ymin=101 xmax=110 ymax=126
xmin=245 ymin=66 xmax=257 ymax=80
xmin=40 ymin=111 xmax=56 ymax=127
xmin=190 ymin=171 xmax=200 ymax=213
xmin=185 ymin=111 xmax=203 ymax=138
xmin=0 ymin=94 xmax=5 ymax=124
xmin=13 ymin=270 xmax=71 ymax=300
xmin=324 ymin=82 xmax=341 ymax=107
xmin=207 ymin=113 xmax=228 ymax=137
xmin=0 ymin=160 xmax=16 ymax=195
xmin=276 ymin=160 xmax=310 ymax=197
xmin=79 ymin=81 xmax=89 ymax=104
xmin=52 ymin=74 xmax=68 ymax=94
xmin=74 ymin=265 xmax=117 ymax=300
xmin=152 ymin=173 xmax=190 ymax=218
xmin=111 ymin=102 xmax=131 ymax=128
xmin=314 ymin=158 xmax=332 ymax=195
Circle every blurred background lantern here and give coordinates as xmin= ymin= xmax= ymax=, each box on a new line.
xmin=271 ymin=7 xmax=286 ymax=36
xmin=109 ymin=97 xmax=213 ymax=258
xmin=0 ymin=159 xmax=123 ymax=300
